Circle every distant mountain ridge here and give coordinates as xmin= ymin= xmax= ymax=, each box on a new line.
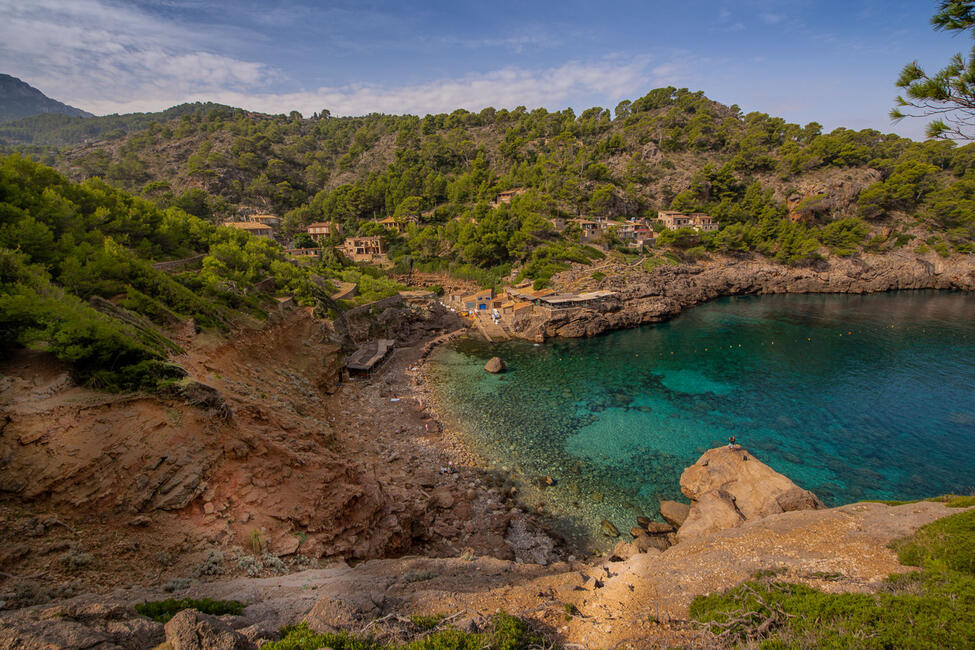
xmin=0 ymin=73 xmax=93 ymax=122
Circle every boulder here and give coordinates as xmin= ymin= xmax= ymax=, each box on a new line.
xmin=645 ymin=521 xmax=675 ymax=535
xmin=305 ymin=596 xmax=366 ymax=633
xmin=676 ymin=447 xmax=823 ymax=541
xmin=164 ymin=609 xmax=255 ymax=650
xmin=632 ymin=530 xmax=670 ymax=552
xmin=659 ymin=500 xmax=690 ymax=527
xmin=600 ymin=519 xmax=620 ymax=538
xmin=611 ymin=541 xmax=639 ymax=560
xmin=676 ymin=490 xmax=745 ymax=541
xmin=484 ymin=357 xmax=506 ymax=373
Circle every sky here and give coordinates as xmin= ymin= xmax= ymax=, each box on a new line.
xmin=0 ymin=0 xmax=969 ymax=140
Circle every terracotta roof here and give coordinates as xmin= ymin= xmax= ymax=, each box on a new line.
xmin=224 ymin=221 xmax=271 ymax=231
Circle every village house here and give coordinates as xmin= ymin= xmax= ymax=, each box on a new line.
xmin=502 ymin=301 xmax=533 ymax=319
xmin=568 ymin=218 xmax=601 ymax=241
xmin=222 ymin=221 xmax=273 ymax=238
xmin=339 ymin=236 xmax=387 ymax=263
xmin=494 ymin=188 xmax=526 ymax=206
xmin=689 ymin=213 xmax=719 ymax=232
xmin=249 ymin=214 xmax=280 ymax=228
xmin=375 ymin=215 xmax=415 ymax=234
xmin=658 ymin=211 xmax=719 ymax=233
xmin=284 ymin=247 xmax=320 ymax=262
xmin=657 ymin=211 xmax=694 ymax=230
xmin=461 ymin=288 xmax=494 ymax=312
xmin=307 ymin=221 xmax=342 ymax=242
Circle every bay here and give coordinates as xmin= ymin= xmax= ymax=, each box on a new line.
xmin=426 ymin=291 xmax=975 ymax=550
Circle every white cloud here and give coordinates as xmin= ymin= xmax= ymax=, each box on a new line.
xmin=0 ymin=0 xmax=270 ymax=110
xmin=0 ymin=0 xmax=700 ymax=118
xmin=80 ymin=57 xmax=682 ymax=117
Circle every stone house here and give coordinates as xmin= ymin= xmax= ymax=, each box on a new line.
xmin=223 ymin=221 xmax=273 ymax=238
xmin=307 ymin=221 xmax=342 ymax=242
xmin=339 ymin=236 xmax=387 ymax=263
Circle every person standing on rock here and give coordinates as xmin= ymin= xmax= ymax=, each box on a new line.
xmin=728 ymin=435 xmax=736 ymax=448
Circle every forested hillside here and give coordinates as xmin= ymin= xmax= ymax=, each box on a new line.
xmin=0 ymin=102 xmax=234 ymax=163
xmin=5 ymin=88 xmax=975 ymax=391
xmin=0 ymin=156 xmax=323 ymax=391
xmin=31 ymin=87 xmax=975 ymax=282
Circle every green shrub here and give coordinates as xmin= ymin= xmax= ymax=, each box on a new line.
xmin=263 ymin=613 xmax=552 ymax=650
xmin=894 ymin=508 xmax=975 ymax=575
xmin=134 ymin=597 xmax=244 ymax=623
xmin=691 ymin=507 xmax=975 ymax=648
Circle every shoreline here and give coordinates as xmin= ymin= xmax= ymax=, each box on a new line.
xmin=521 ymin=251 xmax=975 ymax=341
xmin=408 ymin=283 xmax=975 ymax=552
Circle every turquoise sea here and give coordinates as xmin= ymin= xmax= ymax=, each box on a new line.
xmin=426 ymin=291 xmax=975 ymax=550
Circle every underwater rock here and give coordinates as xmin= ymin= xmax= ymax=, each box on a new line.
xmin=636 ymin=516 xmax=651 ymax=528
xmin=484 ymin=357 xmax=506 ymax=373
xmin=660 ymin=500 xmax=690 ymax=527
xmin=600 ymin=519 xmax=620 ymax=537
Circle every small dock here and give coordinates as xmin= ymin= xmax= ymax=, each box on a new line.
xmin=346 ymin=339 xmax=396 ymax=373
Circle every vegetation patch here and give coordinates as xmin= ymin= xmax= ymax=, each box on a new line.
xmin=134 ymin=597 xmax=244 ymax=623
xmin=264 ymin=613 xmax=553 ymax=650
xmin=690 ymin=508 xmax=975 ymax=648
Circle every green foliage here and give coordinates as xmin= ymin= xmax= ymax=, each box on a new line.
xmin=134 ymin=597 xmax=243 ymax=623
xmin=894 ymin=507 xmax=975 ymax=575
xmin=892 ymin=1 xmax=975 ymax=139
xmin=0 ymin=155 xmax=318 ymax=390
xmin=818 ymin=218 xmax=869 ymax=256
xmin=263 ymin=613 xmax=552 ymax=650
xmin=692 ymin=507 xmax=975 ymax=648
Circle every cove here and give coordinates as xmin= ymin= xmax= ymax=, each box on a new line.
xmin=426 ymin=291 xmax=975 ymax=550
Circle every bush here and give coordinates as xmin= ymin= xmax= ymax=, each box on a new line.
xmin=692 ymin=508 xmax=975 ymax=648
xmin=134 ymin=597 xmax=244 ymax=623
xmin=263 ymin=613 xmax=552 ymax=650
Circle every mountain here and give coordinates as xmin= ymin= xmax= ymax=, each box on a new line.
xmin=0 ymin=73 xmax=93 ymax=122
xmin=0 ymin=102 xmax=235 ymax=148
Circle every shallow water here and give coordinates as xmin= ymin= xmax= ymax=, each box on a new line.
xmin=426 ymin=291 xmax=975 ymax=550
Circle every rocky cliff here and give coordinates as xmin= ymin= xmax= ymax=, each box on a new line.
xmin=2 ymin=447 xmax=966 ymax=649
xmin=528 ymin=251 xmax=975 ymax=339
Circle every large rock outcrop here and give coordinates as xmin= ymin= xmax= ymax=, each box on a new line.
xmin=676 ymin=446 xmax=824 ymax=540
xmin=527 ymin=252 xmax=975 ymax=340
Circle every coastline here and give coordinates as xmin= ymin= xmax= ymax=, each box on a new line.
xmin=523 ymin=251 xmax=975 ymax=340
xmin=409 ymin=275 xmax=975 ymax=551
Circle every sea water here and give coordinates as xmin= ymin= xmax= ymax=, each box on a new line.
xmin=426 ymin=291 xmax=975 ymax=550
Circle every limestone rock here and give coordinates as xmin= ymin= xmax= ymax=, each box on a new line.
xmin=484 ymin=357 xmax=506 ymax=373
xmin=659 ymin=500 xmax=690 ymax=527
xmin=611 ymin=541 xmax=638 ymax=560
xmin=632 ymin=530 xmax=670 ymax=552
xmin=676 ymin=490 xmax=745 ymax=540
xmin=677 ymin=447 xmax=823 ymax=541
xmin=645 ymin=521 xmax=675 ymax=535
xmin=164 ymin=609 xmax=255 ymax=650
xmin=305 ymin=596 xmax=366 ymax=633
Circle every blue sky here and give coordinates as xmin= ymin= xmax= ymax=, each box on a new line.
xmin=0 ymin=0 xmax=968 ymax=139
